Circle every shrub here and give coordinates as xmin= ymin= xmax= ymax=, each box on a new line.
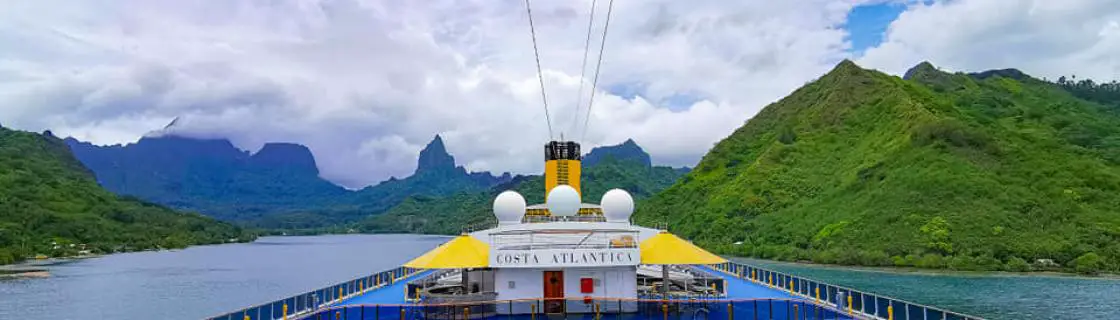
xmin=1070 ymin=252 xmax=1103 ymax=275
xmin=1004 ymin=256 xmax=1032 ymax=272
xmin=915 ymin=254 xmax=947 ymax=269
xmin=949 ymin=255 xmax=979 ymax=271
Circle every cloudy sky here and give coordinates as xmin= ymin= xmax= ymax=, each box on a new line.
xmin=2 ymin=0 xmax=1118 ymax=189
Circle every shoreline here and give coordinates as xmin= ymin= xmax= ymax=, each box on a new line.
xmin=0 ymin=240 xmax=251 ymax=269
xmin=730 ymin=256 xmax=1120 ymax=281
xmin=0 ymin=269 xmax=50 ymax=279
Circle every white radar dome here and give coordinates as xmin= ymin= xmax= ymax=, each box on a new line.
xmin=546 ymin=185 xmax=581 ymax=216
xmin=600 ymin=189 xmax=634 ymax=222
xmin=493 ymin=190 xmax=527 ymax=223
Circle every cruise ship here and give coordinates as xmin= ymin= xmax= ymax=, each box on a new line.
xmin=209 ymin=140 xmax=982 ymax=320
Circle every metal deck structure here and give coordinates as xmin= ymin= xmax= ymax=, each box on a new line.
xmin=208 ymin=261 xmax=981 ymax=320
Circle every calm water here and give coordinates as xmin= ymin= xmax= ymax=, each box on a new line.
xmin=737 ymin=258 xmax=1120 ymax=320
xmin=0 ymin=234 xmax=449 ymax=320
xmin=1 ymin=235 xmax=1117 ymax=320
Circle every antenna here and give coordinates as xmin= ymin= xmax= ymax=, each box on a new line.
xmin=523 ymin=0 xmax=554 ymax=140
xmin=569 ymin=0 xmax=599 ymax=136
xmin=580 ymin=0 xmax=616 ymax=144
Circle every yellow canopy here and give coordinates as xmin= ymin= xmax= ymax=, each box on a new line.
xmin=403 ymin=234 xmax=490 ymax=269
xmin=639 ymin=231 xmax=727 ymax=265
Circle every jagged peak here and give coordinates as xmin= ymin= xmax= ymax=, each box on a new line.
xmin=969 ymin=68 xmax=1030 ymax=81
xmin=415 ymin=134 xmax=456 ymax=174
xmin=817 ymin=59 xmax=876 ymax=84
xmin=429 ymin=134 xmax=444 ymax=147
xmin=829 ymin=59 xmax=864 ymax=74
xmin=164 ymin=117 xmax=181 ymax=130
xmin=901 ymin=61 xmax=976 ymax=92
xmin=584 ymin=138 xmax=652 ymax=167
xmin=903 ymin=61 xmax=939 ymax=80
xmin=251 ymin=142 xmax=319 ymax=174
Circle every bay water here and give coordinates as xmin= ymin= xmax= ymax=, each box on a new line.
xmin=1 ymin=235 xmax=1116 ymax=320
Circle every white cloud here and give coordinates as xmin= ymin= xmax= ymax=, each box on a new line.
xmin=6 ymin=0 xmax=1119 ymax=190
xmin=0 ymin=0 xmax=868 ymax=188
xmin=859 ymin=0 xmax=1120 ymax=80
xmin=7 ymin=0 xmax=1115 ymax=189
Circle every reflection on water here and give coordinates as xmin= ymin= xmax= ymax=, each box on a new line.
xmin=0 ymin=234 xmax=448 ymax=320
xmin=1 ymin=235 xmax=1116 ymax=320
xmin=737 ymin=258 xmax=1120 ymax=320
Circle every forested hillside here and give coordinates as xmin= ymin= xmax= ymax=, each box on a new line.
xmin=635 ymin=61 xmax=1120 ymax=274
xmin=356 ymin=141 xmax=686 ymax=234
xmin=0 ymin=127 xmax=253 ymax=265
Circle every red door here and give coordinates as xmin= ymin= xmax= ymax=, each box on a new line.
xmin=543 ymin=271 xmax=565 ymax=314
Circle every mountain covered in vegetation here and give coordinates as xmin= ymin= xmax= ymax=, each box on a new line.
xmin=249 ymin=135 xmax=513 ymax=229
xmin=65 ymin=134 xmax=510 ymax=224
xmin=355 ymin=140 xmax=688 ymax=234
xmin=0 ymin=126 xmax=252 ymax=265
xmin=634 ymin=60 xmax=1120 ymax=274
xmin=66 ymin=136 xmax=350 ymax=221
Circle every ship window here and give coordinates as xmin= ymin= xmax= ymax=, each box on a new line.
xmin=508 ymin=281 xmax=516 ymax=289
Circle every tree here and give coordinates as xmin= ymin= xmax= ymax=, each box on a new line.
xmin=920 ymin=216 xmax=953 ymax=255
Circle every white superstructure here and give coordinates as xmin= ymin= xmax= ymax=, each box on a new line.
xmin=468 ymin=187 xmax=645 ymax=314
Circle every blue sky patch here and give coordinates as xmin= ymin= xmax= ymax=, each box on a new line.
xmin=844 ymin=1 xmax=908 ymax=54
xmin=607 ymin=82 xmax=647 ymax=101
xmin=661 ymin=92 xmax=704 ymax=112
xmin=607 ymin=82 xmax=704 ymax=111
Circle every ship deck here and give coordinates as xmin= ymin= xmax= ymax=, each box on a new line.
xmin=335 ymin=267 xmax=797 ymax=306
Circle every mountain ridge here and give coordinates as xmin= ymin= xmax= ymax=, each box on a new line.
xmin=355 ymin=139 xmax=688 ymax=234
xmin=64 ymin=133 xmax=516 ymax=223
xmin=0 ymin=125 xmax=252 ymax=265
xmin=635 ymin=61 xmax=1120 ymax=274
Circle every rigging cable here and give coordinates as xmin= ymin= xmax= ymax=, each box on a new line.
xmin=568 ymin=0 xmax=599 ymax=137
xmin=524 ymin=0 xmax=554 ymax=140
xmin=580 ymin=0 xmax=616 ymax=143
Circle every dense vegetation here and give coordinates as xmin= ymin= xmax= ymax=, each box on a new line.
xmin=355 ymin=145 xmax=687 ymax=235
xmin=0 ymin=127 xmax=253 ymax=265
xmin=635 ymin=61 xmax=1120 ymax=274
xmin=66 ymin=134 xmax=510 ymax=226
xmin=242 ymin=136 xmax=512 ymax=230
xmin=66 ymin=137 xmax=353 ymax=221
xmin=1051 ymin=75 xmax=1120 ymax=108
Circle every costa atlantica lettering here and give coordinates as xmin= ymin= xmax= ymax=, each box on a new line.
xmin=494 ymin=251 xmax=635 ymax=266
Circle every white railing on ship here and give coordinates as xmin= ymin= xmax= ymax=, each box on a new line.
xmin=711 ymin=262 xmax=985 ymax=320
xmin=205 ymin=266 xmax=422 ymax=320
xmin=521 ymin=215 xmax=606 ymax=223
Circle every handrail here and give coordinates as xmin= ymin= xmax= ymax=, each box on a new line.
xmin=206 ymin=266 xmax=423 ymax=320
xmin=303 ymin=297 xmax=857 ymax=320
xmin=711 ymin=261 xmax=985 ymax=320
xmin=207 ymin=259 xmax=984 ymax=320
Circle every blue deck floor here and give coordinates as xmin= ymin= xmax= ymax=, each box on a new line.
xmin=339 ymin=270 xmax=433 ymax=306
xmin=312 ymin=268 xmax=853 ymax=320
xmin=338 ymin=267 xmax=801 ymax=305
xmin=695 ymin=266 xmax=798 ymax=300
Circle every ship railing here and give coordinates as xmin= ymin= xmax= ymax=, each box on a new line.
xmin=205 ymin=266 xmax=424 ymax=320
xmin=489 ymin=229 xmax=640 ymax=251
xmin=298 ymin=297 xmax=857 ymax=320
xmin=521 ymin=215 xmax=606 ymax=223
xmin=461 ymin=220 xmax=499 ymax=234
xmin=710 ymin=262 xmax=986 ymax=320
xmin=637 ymin=265 xmax=728 ymax=299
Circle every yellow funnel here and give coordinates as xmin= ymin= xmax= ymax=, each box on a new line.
xmin=639 ymin=231 xmax=727 ymax=265
xmin=403 ymin=234 xmax=490 ymax=269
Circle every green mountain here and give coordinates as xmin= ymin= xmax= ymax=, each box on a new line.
xmin=0 ymin=126 xmax=253 ymax=265
xmin=65 ymin=133 xmax=511 ymax=227
xmin=245 ymin=135 xmax=512 ymax=229
xmin=355 ymin=141 xmax=687 ymax=235
xmin=634 ymin=60 xmax=1120 ymax=274
xmin=66 ymin=136 xmax=351 ymax=221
